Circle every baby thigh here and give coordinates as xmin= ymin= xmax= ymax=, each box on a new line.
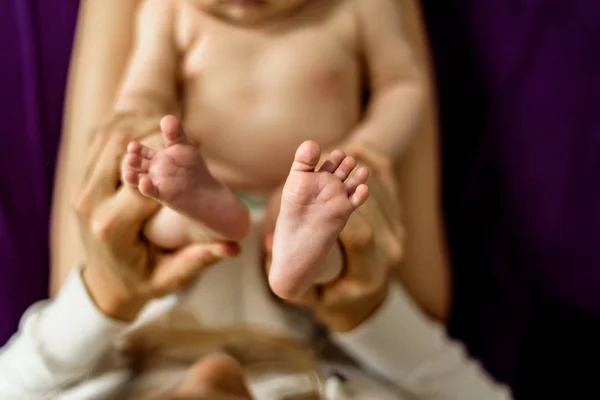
xmin=144 ymin=206 xmax=217 ymax=249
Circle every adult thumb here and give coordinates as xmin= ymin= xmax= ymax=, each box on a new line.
xmin=150 ymin=242 xmax=239 ymax=298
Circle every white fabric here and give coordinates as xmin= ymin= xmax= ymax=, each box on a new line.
xmin=334 ymin=284 xmax=512 ymax=400
xmin=0 ymin=225 xmax=512 ymax=399
xmin=0 ymin=268 xmax=130 ymax=399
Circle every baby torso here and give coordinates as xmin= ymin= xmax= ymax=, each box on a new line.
xmin=175 ymin=0 xmax=363 ymax=190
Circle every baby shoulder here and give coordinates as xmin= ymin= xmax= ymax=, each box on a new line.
xmin=352 ymin=0 xmax=405 ymax=22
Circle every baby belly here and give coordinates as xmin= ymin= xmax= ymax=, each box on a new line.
xmin=184 ymin=97 xmax=360 ymax=190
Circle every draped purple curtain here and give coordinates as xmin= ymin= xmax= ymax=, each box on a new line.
xmin=1 ymin=0 xmax=599 ymax=397
xmin=422 ymin=1 xmax=600 ymax=397
xmin=0 ymin=0 xmax=79 ymax=344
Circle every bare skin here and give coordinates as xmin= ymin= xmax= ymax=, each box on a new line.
xmin=123 ymin=116 xmax=250 ymax=241
xmin=270 ymin=141 xmax=369 ymax=298
xmin=172 ymin=354 xmax=254 ymax=399
xmin=123 ymin=119 xmax=368 ymax=296
xmin=118 ymin=0 xmax=422 ymax=293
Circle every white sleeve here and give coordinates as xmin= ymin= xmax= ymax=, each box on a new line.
xmin=332 ymin=283 xmax=513 ymax=400
xmin=0 ymin=266 xmax=129 ymax=398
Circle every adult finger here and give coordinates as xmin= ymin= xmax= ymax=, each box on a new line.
xmin=340 ymin=211 xmax=373 ymax=251
xmin=76 ymin=134 xmax=126 ymax=213
xmin=344 ymin=192 xmax=403 ymax=265
xmin=344 ymin=144 xmax=403 ymax=233
xmin=148 ymin=242 xmax=240 ymax=298
xmin=97 ymin=186 xmax=160 ymax=245
xmin=84 ymin=113 xmax=163 ymax=183
xmin=96 ymin=112 xmax=163 ymax=140
xmin=82 ymin=132 xmax=112 ymax=186
xmin=286 ymin=285 xmax=319 ymax=309
xmin=366 ymin=158 xmax=405 ymax=246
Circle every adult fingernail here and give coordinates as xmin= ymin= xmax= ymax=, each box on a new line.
xmin=264 ymin=234 xmax=274 ymax=250
xmin=210 ymin=247 xmax=225 ymax=257
xmin=211 ymin=243 xmax=233 ymax=257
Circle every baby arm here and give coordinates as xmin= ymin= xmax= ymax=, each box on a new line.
xmin=345 ymin=0 xmax=425 ymax=161
xmin=114 ymin=0 xmax=180 ymax=115
xmin=116 ymin=1 xmax=250 ymax=244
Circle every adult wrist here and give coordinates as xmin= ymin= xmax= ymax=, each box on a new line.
xmin=82 ymin=265 xmax=147 ymax=322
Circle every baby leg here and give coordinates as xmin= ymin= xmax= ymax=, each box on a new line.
xmin=269 ymin=141 xmax=369 ymax=299
xmin=143 ymin=207 xmax=221 ymax=249
xmin=122 ymin=116 xmax=250 ymax=244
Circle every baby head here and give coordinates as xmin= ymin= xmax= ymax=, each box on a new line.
xmin=123 ymin=354 xmax=253 ymax=399
xmin=193 ymin=0 xmax=312 ymax=25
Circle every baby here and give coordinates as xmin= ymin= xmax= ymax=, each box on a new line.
xmin=119 ymin=0 xmax=423 ymax=298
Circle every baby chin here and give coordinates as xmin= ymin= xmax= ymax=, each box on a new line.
xmin=200 ymin=0 xmax=310 ymax=25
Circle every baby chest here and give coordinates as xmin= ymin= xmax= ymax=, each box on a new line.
xmin=264 ymin=43 xmax=359 ymax=105
xmin=183 ymin=29 xmax=360 ymax=103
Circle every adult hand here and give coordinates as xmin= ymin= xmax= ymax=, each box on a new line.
xmin=263 ymin=147 xmax=404 ymax=332
xmin=75 ymin=128 xmax=238 ymax=322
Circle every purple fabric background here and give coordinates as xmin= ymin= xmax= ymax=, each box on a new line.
xmin=422 ymin=1 xmax=600 ymax=397
xmin=0 ymin=0 xmax=598 ymax=397
xmin=0 ymin=0 xmax=79 ymax=344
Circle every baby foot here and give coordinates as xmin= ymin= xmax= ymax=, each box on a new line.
xmin=122 ymin=115 xmax=250 ymax=241
xmin=269 ymin=141 xmax=369 ymax=299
